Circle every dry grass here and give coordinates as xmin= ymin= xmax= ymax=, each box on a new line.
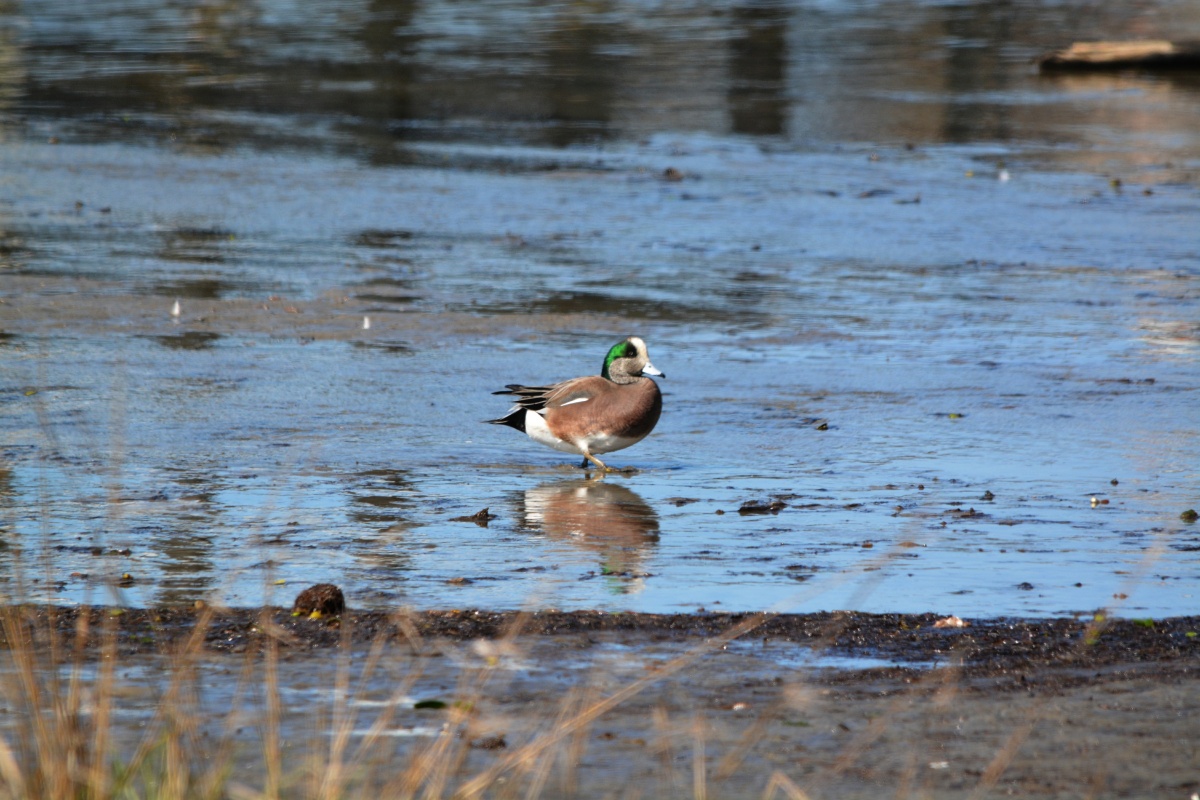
xmin=1 ymin=577 xmax=1194 ymax=799
xmin=0 ymin=597 xmax=869 ymax=800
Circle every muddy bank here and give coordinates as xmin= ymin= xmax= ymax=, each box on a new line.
xmin=10 ymin=606 xmax=1198 ymax=681
xmin=3 ymin=606 xmax=1198 ymax=798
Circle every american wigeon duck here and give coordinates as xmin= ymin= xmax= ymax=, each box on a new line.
xmin=488 ymin=337 xmax=664 ymax=472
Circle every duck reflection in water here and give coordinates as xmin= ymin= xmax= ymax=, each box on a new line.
xmin=520 ymin=479 xmax=659 ymax=590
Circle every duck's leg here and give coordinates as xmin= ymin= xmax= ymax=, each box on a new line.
xmin=579 ymin=456 xmax=589 ymax=469
xmin=582 ymin=452 xmax=612 ymax=473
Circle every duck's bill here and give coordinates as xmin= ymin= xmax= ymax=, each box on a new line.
xmin=642 ymin=362 xmax=665 ymax=378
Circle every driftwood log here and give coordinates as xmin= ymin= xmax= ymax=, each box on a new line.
xmin=1038 ymin=40 xmax=1200 ymax=71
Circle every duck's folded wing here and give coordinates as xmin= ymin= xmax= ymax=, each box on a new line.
xmin=541 ymin=377 xmax=607 ymax=411
xmin=495 ymin=377 xmax=601 ymax=413
xmin=492 ymin=383 xmax=563 ymax=412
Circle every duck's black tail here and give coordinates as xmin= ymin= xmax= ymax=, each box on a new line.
xmin=485 ymin=407 xmax=526 ymax=432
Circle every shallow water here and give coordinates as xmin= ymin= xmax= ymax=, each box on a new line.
xmin=1 ymin=0 xmax=1198 ymax=617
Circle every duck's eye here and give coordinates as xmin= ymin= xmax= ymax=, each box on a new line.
xmin=623 ymin=344 xmax=638 ymax=358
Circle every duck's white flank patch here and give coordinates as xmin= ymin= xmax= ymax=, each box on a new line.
xmin=559 ymin=397 xmax=589 ymax=406
xmin=523 ymin=410 xmax=583 ymax=455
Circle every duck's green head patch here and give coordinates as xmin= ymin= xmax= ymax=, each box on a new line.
xmin=601 ymin=339 xmax=638 ymax=379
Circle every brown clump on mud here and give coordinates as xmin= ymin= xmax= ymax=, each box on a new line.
xmin=291 ymin=583 xmax=346 ymax=616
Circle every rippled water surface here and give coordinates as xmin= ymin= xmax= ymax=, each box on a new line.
xmin=1 ymin=0 xmax=1198 ymax=617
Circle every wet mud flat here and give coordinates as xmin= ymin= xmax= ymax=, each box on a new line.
xmin=4 ymin=606 xmax=1198 ymax=798
xmin=5 ymin=122 xmax=1199 ymax=616
xmin=18 ymin=606 xmax=1200 ymax=671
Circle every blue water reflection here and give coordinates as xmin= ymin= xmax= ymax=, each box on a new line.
xmin=0 ymin=1 xmax=1197 ymax=617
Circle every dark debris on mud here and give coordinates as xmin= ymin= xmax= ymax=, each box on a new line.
xmin=3 ymin=607 xmax=1197 ymax=688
